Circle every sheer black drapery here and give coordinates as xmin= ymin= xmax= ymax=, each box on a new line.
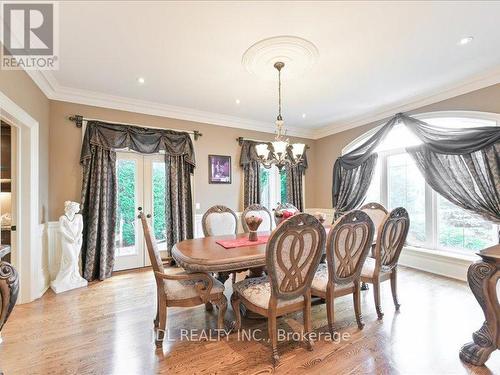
xmin=332 ymin=113 xmax=500 ymax=226
xmin=80 ymin=121 xmax=196 ymax=281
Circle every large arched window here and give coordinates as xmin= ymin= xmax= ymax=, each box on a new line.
xmin=343 ymin=112 xmax=499 ymax=254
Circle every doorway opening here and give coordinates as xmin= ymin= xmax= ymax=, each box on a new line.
xmin=0 ymin=121 xmax=15 ymax=264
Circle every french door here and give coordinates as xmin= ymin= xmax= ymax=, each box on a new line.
xmin=114 ymin=152 xmax=169 ymax=271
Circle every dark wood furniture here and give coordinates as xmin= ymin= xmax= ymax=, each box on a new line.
xmin=460 ymin=244 xmax=500 ymax=366
xmin=0 ymin=251 xmax=19 ymax=343
xmin=230 ymin=213 xmax=326 ymax=365
xmin=311 ymin=210 xmax=374 ymax=331
xmin=360 ymin=207 xmax=409 ymax=319
xmin=138 ymin=210 xmax=227 ymax=348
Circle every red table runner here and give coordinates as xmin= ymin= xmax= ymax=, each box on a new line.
xmin=216 ymin=235 xmax=269 ymax=249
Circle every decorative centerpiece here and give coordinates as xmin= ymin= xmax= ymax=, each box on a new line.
xmin=313 ymin=212 xmax=326 ymax=224
xmin=245 ymin=215 xmax=263 ymax=241
xmin=274 ymin=209 xmax=295 ymax=225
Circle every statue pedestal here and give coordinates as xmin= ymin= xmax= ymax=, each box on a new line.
xmin=50 ymin=276 xmax=87 ymax=294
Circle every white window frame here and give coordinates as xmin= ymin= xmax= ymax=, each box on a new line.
xmin=344 ymin=111 xmax=499 ymax=257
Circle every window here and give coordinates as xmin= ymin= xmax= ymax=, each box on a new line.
xmin=260 ymin=165 xmax=287 ymax=211
xmin=344 ymin=112 xmax=499 ymax=254
xmin=387 ymin=153 xmax=426 ymax=244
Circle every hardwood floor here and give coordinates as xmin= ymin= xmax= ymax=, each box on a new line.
xmin=0 ymin=266 xmax=498 ymax=374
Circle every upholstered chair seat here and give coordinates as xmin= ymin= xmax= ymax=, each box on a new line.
xmin=163 ymin=267 xmax=225 ymax=300
xmin=311 ymin=263 xmax=354 ymax=293
xmin=233 ymin=276 xmax=303 ymax=309
xmin=360 ymin=258 xmax=390 ymax=279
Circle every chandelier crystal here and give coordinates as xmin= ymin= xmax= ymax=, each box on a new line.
xmin=256 ymin=62 xmax=305 ymax=169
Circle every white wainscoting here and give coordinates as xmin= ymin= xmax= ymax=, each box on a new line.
xmin=37 ymin=223 xmax=50 ymax=299
xmin=47 ymin=221 xmax=62 ymax=282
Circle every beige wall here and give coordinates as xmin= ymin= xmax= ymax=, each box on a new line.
xmin=49 ymin=101 xmax=316 ymax=221
xmin=0 ymin=69 xmax=50 ymax=223
xmin=311 ymin=83 xmax=500 ymax=208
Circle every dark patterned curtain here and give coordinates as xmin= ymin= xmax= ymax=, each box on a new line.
xmin=80 ymin=121 xmax=196 ymax=281
xmin=80 ymin=145 xmax=117 ymax=281
xmin=408 ymin=143 xmax=500 ymax=224
xmin=285 ymin=147 xmax=308 ymax=211
xmin=240 ymin=140 xmax=261 ymax=207
xmin=332 ymin=113 xmax=500 ymax=226
xmin=165 ymin=154 xmax=194 ymax=257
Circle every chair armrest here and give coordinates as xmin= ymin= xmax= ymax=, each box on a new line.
xmin=154 ymin=271 xmax=214 ymax=303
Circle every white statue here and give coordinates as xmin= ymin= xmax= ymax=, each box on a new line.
xmin=50 ymin=201 xmax=87 ymax=294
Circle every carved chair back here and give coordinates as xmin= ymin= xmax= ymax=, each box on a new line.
xmin=375 ymin=207 xmax=410 ymax=269
xmin=139 ymin=210 xmax=165 ymax=274
xmin=266 ymin=213 xmax=325 ymax=300
xmin=241 ymin=204 xmax=273 ymax=233
xmin=202 ymin=205 xmax=238 ymax=237
xmin=327 ymin=210 xmax=374 ymax=285
xmin=360 ymin=202 xmax=388 ymax=231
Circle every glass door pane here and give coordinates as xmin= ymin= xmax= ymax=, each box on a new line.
xmin=151 ymin=161 xmax=167 ymax=252
xmin=114 ymin=153 xmax=144 ymax=271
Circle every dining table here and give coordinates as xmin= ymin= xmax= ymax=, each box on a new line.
xmin=172 ymin=231 xmax=273 ymax=284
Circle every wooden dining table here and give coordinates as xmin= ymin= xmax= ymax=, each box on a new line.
xmin=172 ymin=225 xmax=333 ymax=284
xmin=172 ymin=232 xmax=272 ymax=283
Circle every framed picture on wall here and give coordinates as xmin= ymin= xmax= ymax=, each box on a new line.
xmin=208 ymin=155 xmax=231 ymax=184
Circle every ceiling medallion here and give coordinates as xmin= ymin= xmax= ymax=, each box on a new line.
xmin=241 ymin=35 xmax=319 ymax=81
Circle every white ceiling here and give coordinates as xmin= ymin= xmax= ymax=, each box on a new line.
xmin=33 ymin=1 xmax=500 ymax=138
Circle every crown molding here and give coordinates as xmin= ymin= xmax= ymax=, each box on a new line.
xmin=25 ymin=71 xmax=316 ymax=139
xmin=25 ymin=66 xmax=500 ymax=141
xmin=312 ymin=66 xmax=500 ymax=139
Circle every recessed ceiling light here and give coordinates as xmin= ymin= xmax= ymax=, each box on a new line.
xmin=302 ymin=113 xmax=307 ymax=118
xmin=137 ymin=77 xmax=145 ymax=84
xmin=235 ymin=99 xmax=241 ymax=104
xmin=458 ymin=36 xmax=473 ymax=46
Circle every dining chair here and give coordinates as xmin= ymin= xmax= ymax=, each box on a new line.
xmin=202 ymin=205 xmax=239 ymax=285
xmin=359 ymin=202 xmax=389 ymax=289
xmin=360 ymin=202 xmax=388 ymax=237
xmin=241 ymin=204 xmax=273 ymax=233
xmin=202 ymin=205 xmax=238 ymax=237
xmin=138 ymin=209 xmax=227 ymax=348
xmin=311 ymin=210 xmax=374 ymax=331
xmin=231 ymin=213 xmax=326 ymax=365
xmin=274 ymin=202 xmax=300 ymax=225
xmin=361 ymin=207 xmax=410 ymax=319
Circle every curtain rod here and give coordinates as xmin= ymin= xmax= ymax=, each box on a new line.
xmin=236 ymin=136 xmax=310 ymax=149
xmin=68 ymin=114 xmax=203 ymax=141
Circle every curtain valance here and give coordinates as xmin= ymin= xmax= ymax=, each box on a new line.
xmin=80 ymin=121 xmax=196 ymax=168
xmin=332 ymin=113 xmax=500 ymax=225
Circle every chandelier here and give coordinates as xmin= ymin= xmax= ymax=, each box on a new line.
xmin=255 ymin=62 xmax=305 ymax=169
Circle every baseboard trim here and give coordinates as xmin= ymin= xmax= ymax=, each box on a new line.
xmin=399 ymin=246 xmax=476 ymax=282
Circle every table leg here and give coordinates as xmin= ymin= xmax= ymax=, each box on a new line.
xmin=459 ymin=260 xmax=499 ymax=366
